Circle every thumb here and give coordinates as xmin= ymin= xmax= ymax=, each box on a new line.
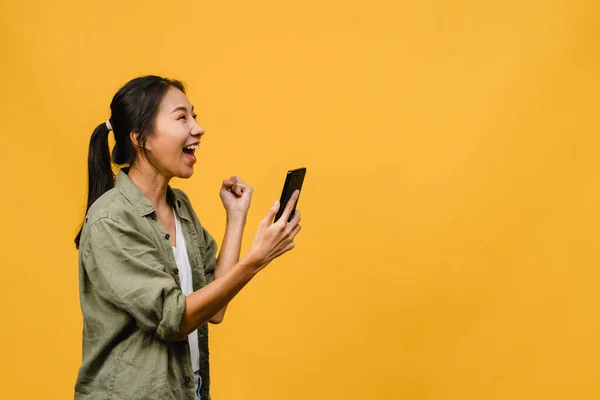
xmin=241 ymin=186 xmax=253 ymax=197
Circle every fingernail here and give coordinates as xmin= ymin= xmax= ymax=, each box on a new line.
xmin=274 ymin=200 xmax=279 ymax=206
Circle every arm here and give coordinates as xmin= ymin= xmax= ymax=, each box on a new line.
xmin=84 ymin=192 xmax=300 ymax=343
xmin=176 ymin=255 xmax=257 ymax=339
xmin=177 ymin=190 xmax=302 ymax=340
xmin=204 ymin=176 xmax=252 ymax=324
xmin=84 ymin=217 xmax=189 ymax=342
xmin=208 ymin=211 xmax=247 ymax=324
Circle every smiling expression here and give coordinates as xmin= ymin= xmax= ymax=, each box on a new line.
xmin=136 ymin=86 xmax=205 ymax=179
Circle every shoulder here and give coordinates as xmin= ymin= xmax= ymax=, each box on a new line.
xmin=79 ymin=189 xmax=155 ymax=260
xmin=81 ymin=188 xmax=150 ymax=257
xmin=85 ymin=187 xmax=140 ymax=226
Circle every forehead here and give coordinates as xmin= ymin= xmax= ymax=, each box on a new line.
xmin=159 ymin=86 xmax=191 ymax=111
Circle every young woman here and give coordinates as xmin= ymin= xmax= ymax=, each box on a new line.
xmin=74 ymin=76 xmax=301 ymax=400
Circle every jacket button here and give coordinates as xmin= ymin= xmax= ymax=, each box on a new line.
xmin=174 ymin=268 xmax=179 ymax=274
xmin=165 ymin=233 xmax=170 ymax=240
xmin=184 ymin=376 xmax=191 ymax=384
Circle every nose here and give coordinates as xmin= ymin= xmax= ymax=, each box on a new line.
xmin=191 ymin=120 xmax=205 ymax=137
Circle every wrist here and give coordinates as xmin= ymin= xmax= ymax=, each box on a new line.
xmin=240 ymin=251 xmax=266 ymax=274
xmin=226 ymin=210 xmax=247 ymax=224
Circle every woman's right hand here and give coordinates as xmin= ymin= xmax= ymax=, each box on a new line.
xmin=243 ymin=190 xmax=302 ymax=271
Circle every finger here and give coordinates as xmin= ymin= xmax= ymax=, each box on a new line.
xmin=232 ymin=176 xmax=246 ymax=186
xmin=278 ymin=241 xmax=295 ymax=255
xmin=263 ymin=200 xmax=280 ymax=223
xmin=281 ymin=190 xmax=300 ymax=222
xmin=283 ymin=210 xmax=300 ymax=235
xmin=288 ymin=209 xmax=301 ymax=226
xmin=271 ymin=240 xmax=295 ymax=259
xmin=231 ymin=176 xmax=248 ymax=189
xmin=234 ymin=182 xmax=250 ymax=196
xmin=285 ymin=218 xmax=302 ymax=237
xmin=222 ymin=179 xmax=234 ymax=190
xmin=241 ymin=185 xmax=253 ymax=195
xmin=290 ymin=223 xmax=302 ymax=238
xmin=229 ymin=182 xmax=243 ymax=196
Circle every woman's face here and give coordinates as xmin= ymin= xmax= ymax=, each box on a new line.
xmin=137 ymin=86 xmax=205 ymax=179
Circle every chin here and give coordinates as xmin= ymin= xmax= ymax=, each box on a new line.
xmin=177 ymin=169 xmax=195 ymax=179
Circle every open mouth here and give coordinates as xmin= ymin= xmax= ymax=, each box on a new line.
xmin=183 ymin=144 xmax=199 ymax=162
xmin=183 ymin=144 xmax=199 ymax=155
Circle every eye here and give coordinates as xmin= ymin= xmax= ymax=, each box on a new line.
xmin=192 ymin=114 xmax=198 ymax=120
xmin=177 ymin=114 xmax=186 ymax=121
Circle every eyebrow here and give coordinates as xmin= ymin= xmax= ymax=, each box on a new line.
xmin=171 ymin=105 xmax=195 ymax=114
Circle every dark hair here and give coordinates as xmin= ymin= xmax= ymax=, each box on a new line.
xmin=74 ymin=75 xmax=185 ymax=248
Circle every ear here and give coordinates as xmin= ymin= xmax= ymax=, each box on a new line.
xmin=130 ymin=131 xmax=144 ymax=149
xmin=129 ymin=131 xmax=138 ymax=145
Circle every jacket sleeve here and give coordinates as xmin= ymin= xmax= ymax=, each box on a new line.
xmin=201 ymin=226 xmax=218 ymax=285
xmin=83 ymin=217 xmax=186 ymax=342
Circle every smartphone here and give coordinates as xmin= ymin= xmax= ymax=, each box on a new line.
xmin=274 ymin=168 xmax=306 ymax=223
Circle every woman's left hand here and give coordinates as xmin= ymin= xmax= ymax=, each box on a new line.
xmin=220 ymin=176 xmax=253 ymax=217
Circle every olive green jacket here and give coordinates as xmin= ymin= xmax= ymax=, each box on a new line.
xmin=75 ymin=169 xmax=217 ymax=400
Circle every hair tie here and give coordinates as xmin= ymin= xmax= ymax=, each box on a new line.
xmin=106 ymin=119 xmax=113 ymax=131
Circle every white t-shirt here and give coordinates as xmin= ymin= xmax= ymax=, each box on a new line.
xmin=171 ymin=209 xmax=200 ymax=374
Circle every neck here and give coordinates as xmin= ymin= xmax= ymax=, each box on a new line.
xmin=127 ymin=162 xmax=171 ymax=210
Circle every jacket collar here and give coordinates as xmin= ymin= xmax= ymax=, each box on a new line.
xmin=115 ymin=168 xmax=188 ymax=219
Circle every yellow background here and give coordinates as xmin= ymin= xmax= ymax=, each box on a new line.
xmin=1 ymin=0 xmax=599 ymax=398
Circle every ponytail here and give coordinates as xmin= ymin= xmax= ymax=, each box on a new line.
xmin=74 ymin=122 xmax=115 ymax=248
xmin=74 ymin=75 xmax=186 ymax=248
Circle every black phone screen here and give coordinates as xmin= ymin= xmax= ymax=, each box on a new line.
xmin=274 ymin=168 xmax=306 ymax=223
